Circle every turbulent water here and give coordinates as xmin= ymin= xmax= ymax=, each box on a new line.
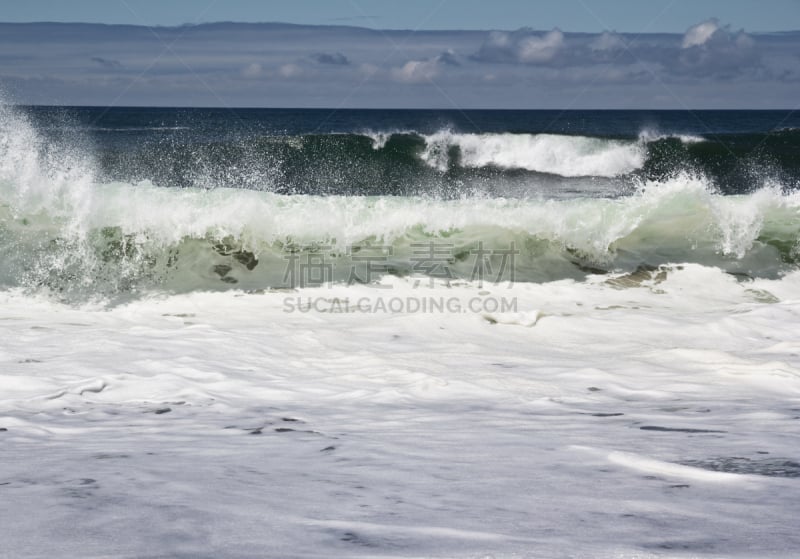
xmin=2 ymin=104 xmax=800 ymax=301
xmin=3 ymin=102 xmax=800 ymax=558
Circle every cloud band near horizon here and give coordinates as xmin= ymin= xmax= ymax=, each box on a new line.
xmin=1 ymin=20 xmax=798 ymax=108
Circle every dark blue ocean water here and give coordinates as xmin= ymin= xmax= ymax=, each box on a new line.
xmin=24 ymin=106 xmax=800 ymax=137
xmin=21 ymin=106 xmax=800 ymax=196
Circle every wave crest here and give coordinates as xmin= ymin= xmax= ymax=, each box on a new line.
xmin=419 ymin=131 xmax=645 ymax=177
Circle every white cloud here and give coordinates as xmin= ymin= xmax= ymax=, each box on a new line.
xmin=473 ymin=28 xmax=565 ymax=64
xmin=278 ymin=63 xmax=303 ymax=78
xmin=677 ymin=19 xmax=758 ymax=76
xmin=486 ymin=31 xmax=512 ymax=49
xmin=518 ymin=29 xmax=564 ymax=63
xmin=390 ymin=51 xmax=461 ymax=83
xmin=392 ymin=59 xmax=439 ymax=83
xmin=682 ymin=19 xmax=721 ymax=48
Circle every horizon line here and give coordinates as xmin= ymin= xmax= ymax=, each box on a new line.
xmin=10 ymin=103 xmax=797 ymax=112
xmin=1 ymin=20 xmax=799 ymax=35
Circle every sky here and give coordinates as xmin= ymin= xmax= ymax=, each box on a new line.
xmin=1 ymin=0 xmax=799 ymax=33
xmin=1 ymin=1 xmax=799 ymax=109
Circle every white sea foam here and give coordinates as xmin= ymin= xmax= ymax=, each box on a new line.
xmin=4 ymin=171 xmax=798 ymax=266
xmin=638 ymin=128 xmax=706 ymax=144
xmin=363 ymin=129 xmax=408 ymax=149
xmin=365 ymin=128 xmax=704 ymax=177
xmin=419 ymin=130 xmax=646 ymax=176
xmin=2 ymin=267 xmax=800 ymax=556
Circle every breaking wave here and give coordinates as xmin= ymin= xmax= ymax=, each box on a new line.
xmin=417 ymin=131 xmax=645 ymax=177
xmin=1 ymin=101 xmax=799 ymax=302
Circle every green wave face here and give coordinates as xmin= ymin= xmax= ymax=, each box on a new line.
xmin=2 ymin=180 xmax=799 ymax=302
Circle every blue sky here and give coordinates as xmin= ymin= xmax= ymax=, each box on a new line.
xmin=2 ymin=0 xmax=799 ymax=32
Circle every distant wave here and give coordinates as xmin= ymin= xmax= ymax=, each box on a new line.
xmin=363 ymin=129 xmax=708 ymax=178
xmin=637 ymin=128 xmax=705 ymax=144
xmin=418 ymin=131 xmax=645 ymax=177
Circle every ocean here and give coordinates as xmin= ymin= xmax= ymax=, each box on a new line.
xmin=2 ymin=102 xmax=800 ymax=557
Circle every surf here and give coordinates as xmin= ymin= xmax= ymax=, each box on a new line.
xmin=2 ymin=101 xmax=799 ymax=302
